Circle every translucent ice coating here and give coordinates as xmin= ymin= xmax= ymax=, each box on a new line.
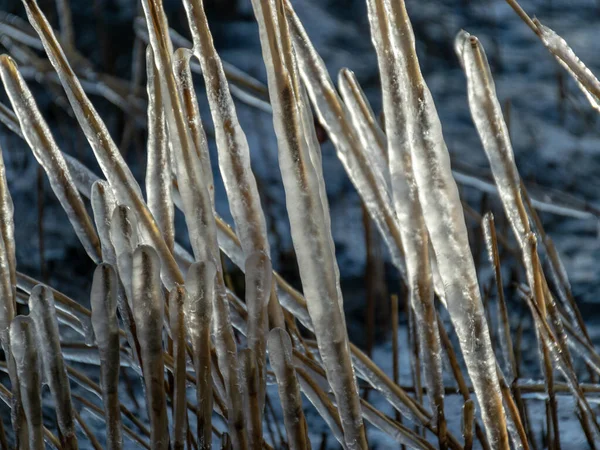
xmin=168 ymin=285 xmax=187 ymax=450
xmin=0 ymin=144 xmax=15 ymax=342
xmin=337 ymin=68 xmax=390 ymax=195
xmin=365 ymin=0 xmax=445 ymax=441
xmin=376 ymin=1 xmax=508 ymax=447
xmin=283 ymin=3 xmax=405 ymax=276
xmin=90 ymin=264 xmax=123 ymax=450
xmin=0 ymin=54 xmax=101 ymax=264
xmin=535 ymin=20 xmax=600 ymax=112
xmin=110 ymin=205 xmax=139 ymax=308
xmin=28 ymin=285 xmax=78 ymax=449
xmin=252 ymin=1 xmax=367 ymax=448
xmin=9 ymin=316 xmax=43 ymax=450
xmin=140 ymin=0 xmax=247 ymax=447
xmin=21 ymin=0 xmax=182 ymax=288
xmin=145 ymin=48 xmax=174 ymax=252
xmin=179 ymin=1 xmax=269 ymax=260
xmin=91 ymin=181 xmax=118 ymax=265
xmin=267 ymin=328 xmax=310 ymax=450
xmin=131 ymin=246 xmax=169 ymax=450
xmin=184 ymin=261 xmax=214 ymax=450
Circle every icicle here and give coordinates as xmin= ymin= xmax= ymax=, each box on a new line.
xmin=284 ymin=4 xmax=405 ymax=276
xmin=91 ymin=181 xmax=118 ymax=265
xmin=455 ymin=31 xmax=530 ymax=247
xmin=244 ymin=252 xmax=271 ymax=413
xmin=0 ymin=54 xmax=101 ymax=263
xmin=337 ymin=68 xmax=390 ymax=194
xmin=168 ymin=285 xmax=187 ymax=450
xmin=240 ymin=348 xmax=262 ymax=450
xmin=379 ymin=2 xmax=508 ymax=447
xmin=28 ymin=284 xmax=78 ymax=449
xmin=172 ymin=48 xmax=214 ymax=207
xmin=20 ymin=0 xmax=182 ymax=288
xmin=140 ymin=1 xmax=248 ymax=447
xmin=9 ymin=316 xmax=43 ymax=450
xmin=534 ymin=20 xmax=600 ymax=112
xmin=0 ymin=143 xmax=15 ymax=346
xmin=252 ymin=1 xmax=367 ymax=448
xmin=131 ymin=245 xmax=169 ymax=450
xmin=110 ymin=205 xmax=139 ymax=308
xmin=179 ymin=3 xmax=269 ymax=259
xmin=267 ymin=328 xmax=310 ymax=450
xmin=145 ymin=48 xmax=174 ymax=252
xmin=365 ymin=0 xmax=445 ymax=441
xmin=177 ymin=0 xmax=284 ymax=332
xmin=90 ymin=264 xmax=123 ymax=450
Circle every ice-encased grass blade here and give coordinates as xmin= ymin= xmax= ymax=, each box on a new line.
xmin=139 ymin=0 xmax=247 ymax=447
xmin=20 ymin=0 xmax=183 ymax=288
xmin=131 ymin=245 xmax=169 ymax=450
xmin=365 ymin=0 xmax=446 ymax=442
xmin=110 ymin=205 xmax=139 ymax=309
xmin=168 ymin=285 xmax=187 ymax=450
xmin=380 ymin=1 xmax=508 ymax=447
xmin=171 ymin=48 xmax=214 ymax=207
xmin=10 ymin=316 xmax=43 ymax=450
xmin=91 ymin=181 xmax=117 ymax=265
xmin=267 ymin=328 xmax=310 ymax=450
xmin=337 ymin=68 xmax=390 ymax=194
xmin=90 ymin=264 xmax=123 ymax=450
xmin=284 ymin=3 xmax=406 ymax=277
xmin=28 ymin=284 xmax=78 ymax=449
xmin=145 ymin=48 xmax=174 ymax=253
xmin=0 ymin=54 xmax=101 ymax=264
xmin=252 ymin=0 xmax=367 ymax=448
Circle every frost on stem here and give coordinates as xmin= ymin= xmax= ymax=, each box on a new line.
xmin=250 ymin=0 xmax=367 ymax=448
xmin=379 ymin=0 xmax=508 ymax=446
xmin=365 ymin=0 xmax=445 ymax=442
xmin=28 ymin=284 xmax=78 ymax=449
xmin=131 ymin=245 xmax=169 ymax=450
xmin=90 ymin=264 xmax=123 ymax=450
xmin=0 ymin=54 xmax=101 ymax=263
xmin=10 ymin=316 xmax=43 ymax=450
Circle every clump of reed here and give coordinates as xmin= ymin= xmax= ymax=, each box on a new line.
xmin=0 ymin=0 xmax=598 ymax=448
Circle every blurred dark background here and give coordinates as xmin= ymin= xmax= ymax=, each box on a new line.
xmin=0 ymin=0 xmax=599 ymax=347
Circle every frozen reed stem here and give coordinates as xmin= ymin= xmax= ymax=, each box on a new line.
xmin=169 ymin=285 xmax=187 ymax=450
xmin=21 ymin=0 xmax=183 ymax=288
xmin=171 ymin=48 xmax=214 ymax=207
xmin=184 ymin=261 xmax=214 ymax=450
xmin=366 ymin=0 xmax=446 ymax=445
xmin=140 ymin=0 xmax=247 ymax=446
xmin=131 ymin=245 xmax=169 ymax=450
xmin=91 ymin=181 xmax=118 ymax=264
xmin=284 ymin=2 xmax=406 ymax=277
xmin=90 ymin=264 xmax=123 ymax=450
xmin=181 ymin=0 xmax=284 ymax=403
xmin=241 ymin=349 xmax=262 ymax=450
xmin=369 ymin=1 xmax=508 ymax=446
xmin=0 ymin=54 xmax=101 ymax=263
xmin=9 ymin=316 xmax=43 ymax=450
xmin=462 ymin=400 xmax=474 ymax=450
xmin=110 ymin=205 xmax=139 ymax=308
xmin=145 ymin=48 xmax=174 ymax=252
xmin=28 ymin=285 xmax=78 ymax=449
xmin=251 ymin=0 xmax=367 ymax=448
xmin=267 ymin=328 xmax=310 ymax=450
